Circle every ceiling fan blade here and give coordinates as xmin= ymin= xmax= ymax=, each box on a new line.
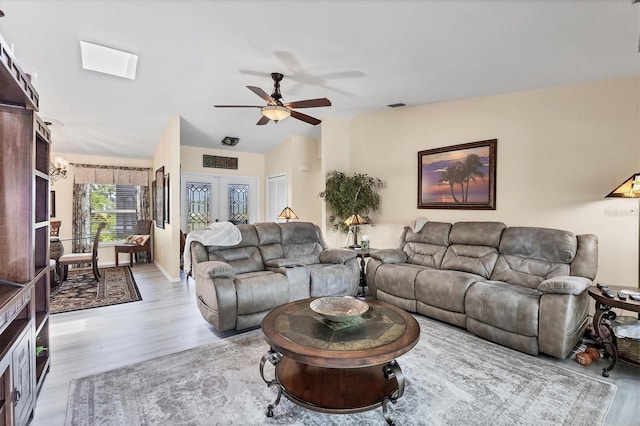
xmin=290 ymin=110 xmax=321 ymax=126
xmin=284 ymin=98 xmax=332 ymax=109
xmin=214 ymin=105 xmax=262 ymax=108
xmin=256 ymin=115 xmax=270 ymax=125
xmin=247 ymin=86 xmax=274 ymax=103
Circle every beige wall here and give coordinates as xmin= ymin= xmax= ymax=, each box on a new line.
xmin=49 ymin=152 xmax=152 ymax=266
xmin=180 ymin=145 xmax=266 ymax=221
xmin=339 ymin=76 xmax=639 ymax=286
xmin=319 ymin=116 xmax=351 ymax=246
xmin=152 ymin=116 xmax=182 ymax=282
xmin=265 ymin=135 xmax=323 ymax=225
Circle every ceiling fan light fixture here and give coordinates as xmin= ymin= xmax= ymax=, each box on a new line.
xmin=261 ymin=105 xmax=290 ymax=122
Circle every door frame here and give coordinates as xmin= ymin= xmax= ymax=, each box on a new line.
xmin=180 ymin=172 xmax=260 ymax=230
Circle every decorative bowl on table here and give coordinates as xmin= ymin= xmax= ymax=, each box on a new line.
xmin=310 ymin=296 xmax=369 ymax=322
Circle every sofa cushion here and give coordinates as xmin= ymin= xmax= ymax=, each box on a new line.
xmin=255 ymin=222 xmax=282 ymax=245
xmin=491 ymin=255 xmax=571 ymax=290
xmin=308 ymin=264 xmax=352 ymax=297
xmin=465 ymin=280 xmax=541 ymax=337
xmin=441 ymin=245 xmax=500 ymax=279
xmin=440 ymin=222 xmax=505 ymax=278
xmin=404 ymin=221 xmax=452 ymax=246
xmin=415 ymin=269 xmax=481 ymax=314
xmin=235 ymin=271 xmax=289 ymax=315
xmin=259 ymin=244 xmax=284 ymax=262
xmin=401 ymin=222 xmax=451 ymax=268
xmin=375 ymin=263 xmax=426 ymax=300
xmin=279 ymin=222 xmax=324 ymax=262
xmin=490 ymin=227 xmax=576 ymax=289
xmin=280 ymin=222 xmax=326 ymax=246
xmin=498 ymin=227 xmax=577 ymax=264
xmin=255 ymin=222 xmax=284 ymax=262
xmin=209 ymin=246 xmax=263 ymax=274
xmin=448 ymin=221 xmax=505 ymax=247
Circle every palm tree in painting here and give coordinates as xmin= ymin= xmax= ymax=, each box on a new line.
xmin=459 ymin=154 xmax=485 ymax=202
xmin=438 ymin=165 xmax=464 ymax=202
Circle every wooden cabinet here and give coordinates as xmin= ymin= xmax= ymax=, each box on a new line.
xmin=0 ymin=32 xmax=51 ymax=425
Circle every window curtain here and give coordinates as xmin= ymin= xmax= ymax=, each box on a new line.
xmin=72 ymin=183 xmax=92 ymax=253
xmin=71 ymin=164 xmax=151 ymax=251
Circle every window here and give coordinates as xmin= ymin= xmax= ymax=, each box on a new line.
xmin=228 ymin=183 xmax=249 ymax=225
xmin=90 ymin=184 xmax=140 ymax=241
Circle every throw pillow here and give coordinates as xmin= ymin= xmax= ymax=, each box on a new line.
xmin=126 ymin=234 xmax=150 ymax=246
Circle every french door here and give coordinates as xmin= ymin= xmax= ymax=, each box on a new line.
xmin=181 ymin=172 xmax=259 ymax=232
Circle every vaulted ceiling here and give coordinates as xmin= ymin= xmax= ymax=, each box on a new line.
xmin=1 ymin=1 xmax=638 ymax=158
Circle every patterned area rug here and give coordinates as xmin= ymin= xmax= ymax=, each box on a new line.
xmin=65 ymin=315 xmax=616 ymax=425
xmin=51 ymin=266 xmax=142 ymax=314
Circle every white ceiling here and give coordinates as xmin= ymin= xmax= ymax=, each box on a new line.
xmin=0 ymin=1 xmax=638 ymax=159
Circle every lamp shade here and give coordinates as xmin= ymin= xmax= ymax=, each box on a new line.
xmin=605 ymin=173 xmax=640 ymax=198
xmin=344 ymin=214 xmax=368 ymax=226
xmin=261 ymin=106 xmax=290 ymax=122
xmin=277 ymin=206 xmax=298 ymax=221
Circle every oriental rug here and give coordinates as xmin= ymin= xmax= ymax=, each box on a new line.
xmin=51 ymin=266 xmax=142 ymax=314
xmin=66 ymin=315 xmax=615 ymax=425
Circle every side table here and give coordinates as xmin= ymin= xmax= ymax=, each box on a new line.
xmin=586 ymin=285 xmax=640 ymax=377
xmin=351 ymin=248 xmax=373 ymax=297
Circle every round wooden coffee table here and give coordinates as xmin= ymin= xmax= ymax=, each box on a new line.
xmin=260 ymin=297 xmax=420 ymax=425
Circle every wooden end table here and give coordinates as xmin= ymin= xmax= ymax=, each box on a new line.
xmin=351 ymin=248 xmax=373 ymax=296
xmin=587 ymin=285 xmax=640 ymax=377
xmin=260 ymin=298 xmax=420 ymax=425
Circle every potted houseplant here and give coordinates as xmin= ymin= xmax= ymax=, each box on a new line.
xmin=319 ymin=171 xmax=383 ymax=246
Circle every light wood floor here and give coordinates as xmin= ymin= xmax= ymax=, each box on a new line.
xmin=31 ymin=264 xmax=638 ymax=425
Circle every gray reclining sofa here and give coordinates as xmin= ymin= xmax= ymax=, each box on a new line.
xmin=191 ymin=221 xmax=360 ymax=331
xmin=365 ymin=221 xmax=598 ymax=358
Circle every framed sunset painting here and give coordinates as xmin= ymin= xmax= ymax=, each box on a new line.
xmin=418 ymin=139 xmax=497 ymax=209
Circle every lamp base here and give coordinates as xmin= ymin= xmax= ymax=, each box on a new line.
xmin=348 ymin=244 xmax=361 ymax=249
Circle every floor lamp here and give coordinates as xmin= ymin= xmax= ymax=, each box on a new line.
xmin=605 ymin=172 xmax=640 ymax=288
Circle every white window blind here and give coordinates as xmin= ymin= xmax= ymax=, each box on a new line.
xmin=90 ymin=184 xmax=139 ymax=241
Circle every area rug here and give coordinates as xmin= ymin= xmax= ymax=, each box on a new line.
xmin=51 ymin=266 xmax=142 ymax=314
xmin=66 ymin=315 xmax=615 ymax=426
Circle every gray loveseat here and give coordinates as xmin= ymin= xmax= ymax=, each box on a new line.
xmin=365 ymin=221 xmax=598 ymax=358
xmin=191 ymin=221 xmax=359 ymax=331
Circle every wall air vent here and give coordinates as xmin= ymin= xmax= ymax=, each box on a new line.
xmin=203 ymin=155 xmax=238 ymax=170
xmin=387 ymin=103 xmax=406 ymax=108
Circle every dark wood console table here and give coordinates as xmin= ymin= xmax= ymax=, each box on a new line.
xmin=587 ymin=285 xmax=640 ymax=377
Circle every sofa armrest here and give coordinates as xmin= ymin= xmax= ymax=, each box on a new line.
xmin=194 ymin=260 xmax=237 ymax=332
xmin=196 ymin=260 xmax=236 ymax=280
xmin=538 ymin=276 xmax=592 ymax=295
xmin=370 ymin=248 xmax=407 ymax=264
xmin=319 ymin=248 xmax=357 ymax=264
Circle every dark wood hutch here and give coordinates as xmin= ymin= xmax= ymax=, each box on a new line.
xmin=0 ymin=33 xmax=51 ymax=425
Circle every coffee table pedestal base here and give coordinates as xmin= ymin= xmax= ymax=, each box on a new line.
xmin=260 ymin=348 xmax=404 ymax=425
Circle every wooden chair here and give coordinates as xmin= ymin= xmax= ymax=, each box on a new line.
xmin=114 ymin=220 xmax=152 ymax=266
xmin=58 ymin=222 xmax=106 ymax=283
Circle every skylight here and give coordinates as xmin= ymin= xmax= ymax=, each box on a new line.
xmin=79 ymin=41 xmax=138 ymax=80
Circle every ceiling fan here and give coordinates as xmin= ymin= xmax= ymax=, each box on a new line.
xmin=214 ymin=73 xmax=331 ymax=126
